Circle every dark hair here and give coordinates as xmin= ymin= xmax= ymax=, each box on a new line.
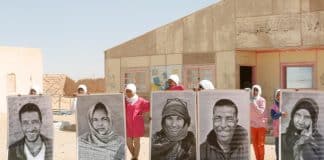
xmin=213 ymin=99 xmax=238 ymax=117
xmin=93 ymin=102 xmax=108 ymax=115
xmin=19 ymin=103 xmax=42 ymax=122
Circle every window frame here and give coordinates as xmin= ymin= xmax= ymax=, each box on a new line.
xmin=281 ymin=63 xmax=316 ymax=89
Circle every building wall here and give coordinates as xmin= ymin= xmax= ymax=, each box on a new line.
xmin=104 ymin=0 xmax=324 ymax=98
xmin=0 ymin=46 xmax=43 ymax=113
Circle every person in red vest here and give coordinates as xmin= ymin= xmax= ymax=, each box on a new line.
xmin=125 ymin=83 xmax=150 ymax=160
xmin=165 ymin=74 xmax=185 ymax=91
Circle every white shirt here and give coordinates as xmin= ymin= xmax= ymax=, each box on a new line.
xmin=24 ymin=143 xmax=46 ymax=160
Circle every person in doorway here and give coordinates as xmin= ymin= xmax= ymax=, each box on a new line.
xmin=125 ymin=83 xmax=150 ymax=160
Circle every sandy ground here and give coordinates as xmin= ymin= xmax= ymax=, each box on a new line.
xmin=1 ymin=113 xmax=275 ymax=160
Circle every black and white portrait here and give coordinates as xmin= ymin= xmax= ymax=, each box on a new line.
xmin=280 ymin=91 xmax=324 ymax=160
xmin=7 ymin=95 xmax=53 ymax=160
xmin=198 ymin=90 xmax=250 ymax=160
xmin=76 ymin=94 xmax=126 ymax=160
xmin=150 ymin=91 xmax=197 ymax=160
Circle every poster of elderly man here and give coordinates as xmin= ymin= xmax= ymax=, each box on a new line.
xmin=7 ymin=95 xmax=53 ymax=160
xmin=76 ymin=94 xmax=126 ymax=160
xmin=280 ymin=90 xmax=324 ymax=160
xmin=151 ymin=91 xmax=197 ymax=160
xmin=198 ymin=90 xmax=250 ymax=160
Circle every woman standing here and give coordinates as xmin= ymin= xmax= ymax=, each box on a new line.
xmin=125 ymin=83 xmax=150 ymax=160
xmin=270 ymin=89 xmax=287 ymax=160
xmin=250 ymin=84 xmax=267 ymax=160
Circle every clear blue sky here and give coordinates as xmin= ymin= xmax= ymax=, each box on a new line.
xmin=0 ymin=0 xmax=219 ymax=80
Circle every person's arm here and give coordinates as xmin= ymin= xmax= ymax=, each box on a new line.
xmin=271 ymin=109 xmax=282 ymax=120
xmin=253 ymin=98 xmax=266 ymax=114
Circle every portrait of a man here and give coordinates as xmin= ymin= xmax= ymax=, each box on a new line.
xmin=198 ymin=90 xmax=250 ymax=160
xmin=7 ymin=96 xmax=53 ymax=160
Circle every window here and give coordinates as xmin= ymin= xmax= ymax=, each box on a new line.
xmin=121 ymin=68 xmax=149 ymax=93
xmin=282 ymin=65 xmax=314 ymax=89
xmin=183 ymin=65 xmax=215 ymax=89
xmin=150 ymin=65 xmax=182 ymax=91
xmin=7 ymin=73 xmax=16 ymax=94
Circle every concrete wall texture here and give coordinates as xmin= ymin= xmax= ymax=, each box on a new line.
xmin=0 ymin=46 xmax=43 ymax=113
xmin=104 ymin=0 xmax=324 ymax=109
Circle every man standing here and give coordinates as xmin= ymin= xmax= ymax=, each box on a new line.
xmin=8 ymin=103 xmax=53 ymax=160
xmin=200 ymin=99 xmax=249 ymax=160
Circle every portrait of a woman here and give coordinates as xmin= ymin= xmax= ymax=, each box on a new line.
xmin=281 ymin=98 xmax=324 ymax=160
xmin=151 ymin=98 xmax=196 ymax=160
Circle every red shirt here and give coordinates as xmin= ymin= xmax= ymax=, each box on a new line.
xmin=125 ymin=97 xmax=150 ymax=138
xmin=168 ymin=85 xmax=185 ymax=91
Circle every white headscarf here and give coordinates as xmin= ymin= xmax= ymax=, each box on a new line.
xmin=168 ymin=74 xmax=180 ymax=85
xmin=125 ymin=83 xmax=139 ymax=105
xmin=30 ymin=85 xmax=42 ymax=95
xmin=78 ymin=84 xmax=88 ymax=94
xmin=251 ymin=84 xmax=262 ymax=100
xmin=199 ymin=80 xmax=215 ymax=90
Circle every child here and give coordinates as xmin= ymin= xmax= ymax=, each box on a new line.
xmin=125 ymin=83 xmax=150 ymax=160
xmin=271 ymin=89 xmax=287 ymax=160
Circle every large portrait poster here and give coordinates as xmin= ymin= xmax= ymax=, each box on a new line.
xmin=280 ymin=90 xmax=324 ymax=160
xmin=198 ymin=90 xmax=250 ymax=160
xmin=76 ymin=94 xmax=125 ymax=160
xmin=7 ymin=95 xmax=53 ymax=160
xmin=150 ymin=91 xmax=197 ymax=160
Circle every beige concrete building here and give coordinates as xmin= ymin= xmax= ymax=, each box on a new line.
xmin=105 ymin=0 xmax=324 ymax=106
xmin=0 ymin=46 xmax=43 ymax=113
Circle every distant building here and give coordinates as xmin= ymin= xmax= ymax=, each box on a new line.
xmin=104 ymin=0 xmax=324 ymax=106
xmin=0 ymin=46 xmax=43 ymax=113
xmin=43 ymin=74 xmax=105 ymax=111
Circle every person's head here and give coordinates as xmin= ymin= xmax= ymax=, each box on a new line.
xmin=274 ymin=89 xmax=281 ymax=103
xmin=29 ymin=85 xmax=41 ymax=95
xmin=288 ymin=98 xmax=318 ymax=133
xmin=125 ymin=83 xmax=136 ymax=98
xmin=199 ymin=80 xmax=215 ymax=90
xmin=19 ymin=103 xmax=42 ymax=142
xmin=162 ymin=98 xmax=190 ymax=137
xmin=213 ymin=99 xmax=238 ymax=145
xmin=251 ymin=85 xmax=262 ymax=98
xmin=167 ymin=74 xmax=180 ymax=88
xmin=89 ymin=102 xmax=111 ymax=135
xmin=77 ymin=84 xmax=87 ymax=95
